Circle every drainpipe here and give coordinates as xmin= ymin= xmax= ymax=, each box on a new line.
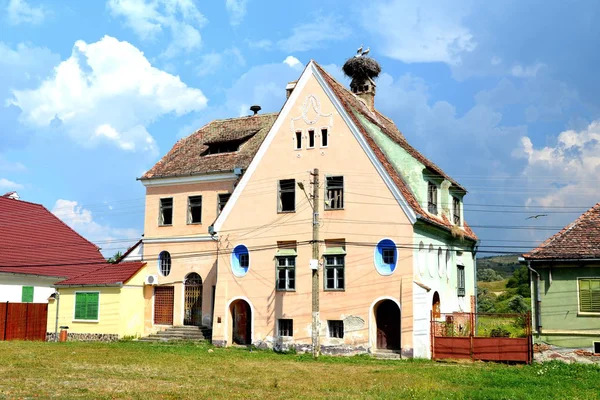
xmin=53 ymin=290 xmax=60 ymax=342
xmin=526 ymin=260 xmax=541 ymax=334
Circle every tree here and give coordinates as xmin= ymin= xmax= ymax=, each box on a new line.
xmin=107 ymin=251 xmax=122 ymax=264
xmin=478 ymin=268 xmax=503 ymax=282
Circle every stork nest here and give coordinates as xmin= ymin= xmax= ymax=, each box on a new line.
xmin=342 ymin=56 xmax=381 ymax=80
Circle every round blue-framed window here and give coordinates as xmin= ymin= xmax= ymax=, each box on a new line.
xmin=374 ymin=239 xmax=397 ymax=275
xmin=231 ymin=244 xmax=250 ymax=277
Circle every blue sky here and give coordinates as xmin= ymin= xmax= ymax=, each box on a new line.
xmin=1 ymin=0 xmax=600 ymax=257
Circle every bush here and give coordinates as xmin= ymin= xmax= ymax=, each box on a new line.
xmin=489 ymin=327 xmax=511 ymax=338
xmin=478 ymin=268 xmax=503 ymax=282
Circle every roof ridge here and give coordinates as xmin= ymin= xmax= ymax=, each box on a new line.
xmin=212 ymin=112 xmax=279 ymax=123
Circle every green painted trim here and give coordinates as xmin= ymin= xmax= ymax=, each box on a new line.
xmin=323 ymin=247 xmax=346 ymax=256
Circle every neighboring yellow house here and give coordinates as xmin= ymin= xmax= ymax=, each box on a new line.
xmin=47 ymin=261 xmax=146 ymax=341
xmin=140 ymin=57 xmax=478 ymax=358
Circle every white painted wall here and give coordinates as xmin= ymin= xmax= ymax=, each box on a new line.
xmin=121 ymin=242 xmax=143 ymax=262
xmin=411 ymin=231 xmax=476 ymax=358
xmin=0 ymin=274 xmax=59 ymax=303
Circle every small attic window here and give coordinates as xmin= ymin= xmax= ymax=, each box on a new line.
xmin=203 ymin=139 xmax=246 ymax=155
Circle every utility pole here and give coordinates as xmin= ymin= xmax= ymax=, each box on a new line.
xmin=311 ymin=168 xmax=320 ymax=358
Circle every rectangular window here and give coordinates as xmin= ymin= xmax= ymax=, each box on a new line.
xmin=159 ymin=198 xmax=173 ymax=226
xmin=239 ymin=253 xmax=249 ymax=268
xmin=325 ymin=255 xmax=345 ymax=290
xmin=382 ymin=248 xmax=395 ymax=264
xmin=278 ymin=179 xmax=296 ymax=212
xmin=328 ymin=320 xmax=344 ymax=338
xmin=457 ymin=265 xmax=465 ymax=297
xmin=326 ymin=176 xmax=344 ymax=210
xmin=579 ymin=278 xmax=600 ymax=313
xmin=276 ymin=256 xmax=296 ymax=291
xmin=21 ymin=286 xmax=34 ymax=303
xmin=308 ymin=130 xmax=315 ymax=148
xmin=453 ymin=196 xmax=461 ymax=225
xmin=218 ymin=193 xmax=231 ymax=215
xmin=278 ymin=319 xmax=293 ymax=337
xmin=321 ymin=128 xmax=328 ymax=147
xmin=74 ymin=292 xmax=99 ymax=320
xmin=295 ymin=131 xmax=302 ymax=149
xmin=428 ymin=182 xmax=438 ymax=214
xmin=187 ymin=195 xmax=202 ymax=224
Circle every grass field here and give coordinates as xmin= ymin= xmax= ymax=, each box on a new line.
xmin=478 ymin=279 xmax=509 ymax=295
xmin=1 ymin=342 xmax=599 ymax=399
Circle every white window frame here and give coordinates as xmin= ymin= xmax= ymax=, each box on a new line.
xmin=73 ymin=291 xmax=100 ymax=323
xmin=294 ymin=131 xmax=303 ymax=150
xmin=307 ymin=129 xmax=316 ymax=149
xmin=324 ymin=255 xmax=345 ymax=291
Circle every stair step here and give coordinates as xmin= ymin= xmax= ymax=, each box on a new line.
xmin=140 ymin=325 xmax=212 ymax=342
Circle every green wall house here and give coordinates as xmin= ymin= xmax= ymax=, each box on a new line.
xmin=521 ymin=203 xmax=600 ymax=349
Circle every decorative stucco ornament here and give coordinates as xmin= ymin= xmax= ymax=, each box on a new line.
xmin=290 ymin=94 xmax=333 ymax=132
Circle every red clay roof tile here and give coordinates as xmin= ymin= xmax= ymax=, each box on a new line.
xmin=55 ymin=261 xmax=146 ymax=286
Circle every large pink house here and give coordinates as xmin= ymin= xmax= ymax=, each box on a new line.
xmin=140 ymin=59 xmax=477 ymax=358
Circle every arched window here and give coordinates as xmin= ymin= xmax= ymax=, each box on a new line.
xmin=159 ymin=251 xmax=171 ymax=276
xmin=432 ymin=292 xmax=441 ymax=319
xmin=232 ymin=245 xmax=250 ymax=277
xmin=438 ymin=247 xmax=444 ymax=277
xmin=374 ymin=239 xmax=397 ymax=275
xmin=428 ymin=244 xmax=434 ymax=277
xmin=418 ymin=241 xmax=425 ymax=276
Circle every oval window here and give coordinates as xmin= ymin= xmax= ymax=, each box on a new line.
xmin=232 ymin=245 xmax=250 ymax=277
xmin=159 ymin=251 xmax=171 ymax=277
xmin=374 ymin=239 xmax=397 ymax=275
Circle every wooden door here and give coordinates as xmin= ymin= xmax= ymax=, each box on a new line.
xmin=154 ymin=286 xmax=174 ymax=325
xmin=376 ymin=300 xmax=400 ymax=350
xmin=231 ymin=301 xmax=251 ymax=345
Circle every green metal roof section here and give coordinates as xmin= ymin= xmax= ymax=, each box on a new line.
xmin=275 ymin=248 xmax=297 ymax=257
xmin=352 ymin=109 xmax=427 ymax=206
xmin=323 ymin=247 xmax=347 ymax=255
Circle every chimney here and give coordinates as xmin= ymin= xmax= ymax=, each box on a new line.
xmin=286 ymin=81 xmax=297 ymax=98
xmin=250 ymin=105 xmax=261 ymax=115
xmin=350 ymin=77 xmax=376 ymax=111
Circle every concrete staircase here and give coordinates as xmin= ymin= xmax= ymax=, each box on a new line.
xmin=372 ymin=349 xmax=402 ymax=360
xmin=139 ymin=325 xmax=212 ymax=343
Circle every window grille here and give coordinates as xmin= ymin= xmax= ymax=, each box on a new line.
xmin=159 ymin=251 xmax=172 ymax=276
xmin=278 ymin=319 xmax=294 ymax=336
xmin=326 ymin=176 xmax=344 ymax=210
xmin=328 ymin=320 xmax=344 ymax=338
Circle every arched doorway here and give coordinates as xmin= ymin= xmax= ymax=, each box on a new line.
xmin=184 ymin=273 xmax=202 ymax=326
xmin=375 ymin=299 xmax=401 ymax=350
xmin=432 ymin=292 xmax=441 ymax=319
xmin=230 ymin=299 xmax=252 ymax=345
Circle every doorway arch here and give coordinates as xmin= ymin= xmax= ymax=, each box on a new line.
xmin=432 ymin=292 xmax=441 ymax=320
xmin=229 ymin=299 xmax=252 ymax=345
xmin=373 ymin=298 xmax=401 ymax=350
xmin=184 ymin=273 xmax=203 ymax=326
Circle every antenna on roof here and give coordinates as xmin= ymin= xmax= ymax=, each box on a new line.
xmin=250 ymin=105 xmax=261 ymax=115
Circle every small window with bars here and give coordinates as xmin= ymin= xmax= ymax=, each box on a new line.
xmin=278 ymin=319 xmax=293 ymax=337
xmin=427 ymin=182 xmax=438 ymax=215
xmin=188 ymin=195 xmax=202 ymax=224
xmin=579 ymin=278 xmax=600 ymax=313
xmin=159 ymin=198 xmax=173 ymax=226
xmin=218 ymin=193 xmax=231 ymax=215
xmin=328 ymin=320 xmax=344 ymax=338
xmin=326 ymin=176 xmax=344 ymax=210
xmin=452 ymin=196 xmax=461 ymax=225
xmin=457 ymin=265 xmax=465 ymax=297
xmin=276 ymin=256 xmax=296 ymax=291
xmin=325 ymin=255 xmax=345 ymax=290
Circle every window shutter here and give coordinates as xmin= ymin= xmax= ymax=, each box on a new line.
xmin=580 ymin=279 xmax=600 ymax=313
xmin=87 ymin=293 xmax=99 ymax=320
xmin=75 ymin=293 xmax=87 ymax=319
xmin=21 ymin=286 xmax=34 ymax=303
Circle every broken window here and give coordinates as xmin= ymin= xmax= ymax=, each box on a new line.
xmin=452 ymin=196 xmax=461 ymax=225
xmin=328 ymin=320 xmax=344 ymax=338
xmin=218 ymin=193 xmax=231 ymax=215
xmin=308 ymin=130 xmax=315 ymax=148
xmin=579 ymin=278 xmax=600 ymax=313
xmin=326 ymin=176 xmax=344 ymax=210
xmin=295 ymin=131 xmax=302 ymax=149
xmin=427 ymin=182 xmax=438 ymax=214
xmin=457 ymin=265 xmax=465 ymax=297
xmin=325 ymin=255 xmax=345 ymax=290
xmin=278 ymin=179 xmax=296 ymax=212
xmin=278 ymin=319 xmax=293 ymax=337
xmin=321 ymin=128 xmax=328 ymax=147
xmin=188 ymin=195 xmax=202 ymax=224
xmin=159 ymin=198 xmax=173 ymax=226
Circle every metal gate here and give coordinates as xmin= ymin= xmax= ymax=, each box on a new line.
xmin=154 ymin=286 xmax=174 ymax=325
xmin=184 ymin=273 xmax=202 ymax=326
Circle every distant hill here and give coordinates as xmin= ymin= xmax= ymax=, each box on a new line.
xmin=476 ymin=254 xmax=521 ymax=278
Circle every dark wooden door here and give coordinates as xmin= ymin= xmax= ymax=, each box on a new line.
xmin=154 ymin=286 xmax=174 ymax=325
xmin=376 ymin=300 xmax=400 ymax=350
xmin=231 ymin=301 xmax=251 ymax=345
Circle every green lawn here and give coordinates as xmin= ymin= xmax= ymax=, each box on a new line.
xmin=1 ymin=341 xmax=599 ymax=399
xmin=478 ymin=279 xmax=509 ymax=295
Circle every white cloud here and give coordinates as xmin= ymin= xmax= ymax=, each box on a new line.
xmin=277 ymin=15 xmax=351 ymax=52
xmin=511 ymin=63 xmax=545 ymax=78
xmin=362 ymin=0 xmax=475 ymax=64
xmin=52 ymin=199 xmax=140 ymax=256
xmin=225 ymin=0 xmax=247 ymax=26
xmin=107 ymin=0 xmax=206 ymax=58
xmin=10 ymin=36 xmax=207 ymax=154
xmin=197 ymin=47 xmax=246 ymax=77
xmin=6 ymin=0 xmax=46 ymax=25
xmin=283 ymin=56 xmax=301 ymax=68
xmin=0 ymin=178 xmax=23 ymax=191
xmin=515 ymin=121 xmax=600 ymax=207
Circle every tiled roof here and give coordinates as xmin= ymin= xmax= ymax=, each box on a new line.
xmin=55 ymin=261 xmax=146 ymax=286
xmin=141 ymin=113 xmax=278 ymax=179
xmin=0 ymin=196 xmax=108 ymax=278
xmin=523 ymin=203 xmax=600 ymax=260
xmin=314 ymin=63 xmax=476 ymax=241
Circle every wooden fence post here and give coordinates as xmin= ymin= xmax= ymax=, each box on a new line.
xmin=3 ymin=302 xmax=8 ymax=341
